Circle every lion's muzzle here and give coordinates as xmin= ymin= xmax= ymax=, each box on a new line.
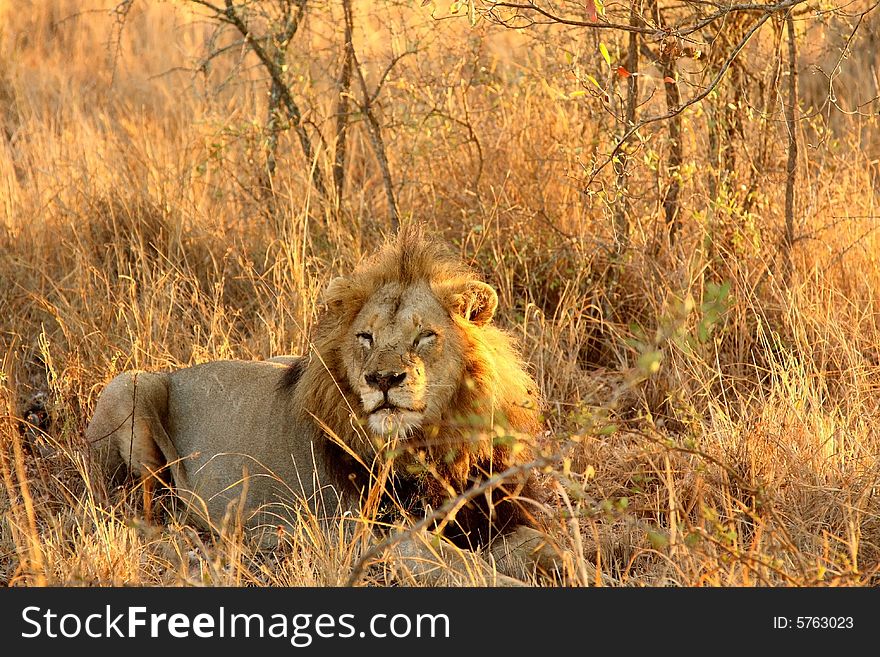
xmin=361 ymin=369 xmax=426 ymax=436
xmin=364 ymin=370 xmax=407 ymax=392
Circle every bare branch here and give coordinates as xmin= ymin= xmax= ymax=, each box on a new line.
xmin=489 ymin=1 xmax=659 ymax=34
xmin=352 ymin=50 xmax=400 ymax=231
xmin=488 ymin=0 xmax=809 ymax=37
xmin=192 ymin=0 xmax=328 ymax=198
xmin=611 ymin=8 xmax=641 ymax=255
xmin=782 ymin=11 xmax=798 ymax=282
xmin=333 ymin=0 xmax=355 ymax=205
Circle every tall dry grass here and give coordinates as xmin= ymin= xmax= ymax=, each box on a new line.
xmin=1 ymin=0 xmax=878 ymax=586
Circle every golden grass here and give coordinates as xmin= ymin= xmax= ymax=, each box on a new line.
xmin=1 ymin=0 xmax=879 ymax=586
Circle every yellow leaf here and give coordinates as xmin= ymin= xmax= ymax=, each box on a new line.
xmin=585 ymin=74 xmax=602 ymax=90
xmin=599 ymin=42 xmax=611 ymax=68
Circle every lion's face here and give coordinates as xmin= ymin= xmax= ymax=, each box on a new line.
xmin=341 ymin=280 xmax=466 ymax=437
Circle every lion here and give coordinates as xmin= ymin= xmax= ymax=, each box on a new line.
xmin=86 ymin=226 xmax=565 ymax=585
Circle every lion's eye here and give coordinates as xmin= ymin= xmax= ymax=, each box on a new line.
xmin=356 ymin=332 xmax=373 ymax=348
xmin=414 ymin=331 xmax=437 ymax=348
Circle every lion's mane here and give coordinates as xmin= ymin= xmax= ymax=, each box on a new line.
xmin=284 ymin=227 xmax=546 ymax=546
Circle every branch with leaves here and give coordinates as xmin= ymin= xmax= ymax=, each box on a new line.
xmin=582 ymin=7 xmax=780 ymax=192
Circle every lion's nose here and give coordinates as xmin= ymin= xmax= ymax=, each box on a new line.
xmin=365 ymin=371 xmax=407 ymax=392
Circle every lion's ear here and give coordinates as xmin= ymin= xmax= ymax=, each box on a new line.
xmin=324 ymin=277 xmax=354 ymax=309
xmin=447 ymin=281 xmax=498 ymax=326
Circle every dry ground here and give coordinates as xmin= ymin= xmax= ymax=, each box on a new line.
xmin=1 ymin=0 xmax=879 ymax=586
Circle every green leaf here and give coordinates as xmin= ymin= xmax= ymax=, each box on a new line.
xmin=637 ymin=349 xmax=663 ymax=375
xmin=647 ymin=530 xmax=669 ymax=549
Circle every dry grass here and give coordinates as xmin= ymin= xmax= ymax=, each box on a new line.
xmin=1 ymin=0 xmax=879 ymax=586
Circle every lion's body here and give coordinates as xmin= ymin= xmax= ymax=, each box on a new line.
xmin=87 ymin=359 xmax=358 ymax=534
xmin=87 ymin=228 xmax=559 ymax=581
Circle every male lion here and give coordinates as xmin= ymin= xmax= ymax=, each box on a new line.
xmin=87 ymin=227 xmax=564 ymax=585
